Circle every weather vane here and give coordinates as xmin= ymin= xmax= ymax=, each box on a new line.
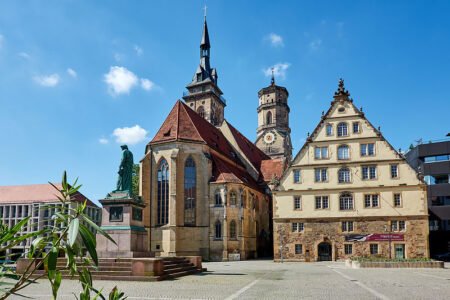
xmin=203 ymin=5 xmax=207 ymax=20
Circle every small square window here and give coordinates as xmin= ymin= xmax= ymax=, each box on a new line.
xmin=298 ymin=223 xmax=304 ymax=232
xmin=391 ymin=221 xmax=398 ymax=232
xmin=353 ymin=122 xmax=360 ymax=133
xmin=295 ymin=244 xmax=303 ymax=254
xmin=345 ymin=244 xmax=353 ymax=255
xmin=370 ymin=244 xmax=378 ymax=255
xmin=326 ymin=125 xmax=332 ymax=136
xmin=292 ymin=222 xmax=298 ymax=232
xmin=342 ymin=221 xmax=353 ymax=232
xmin=394 ymin=194 xmax=402 ymax=207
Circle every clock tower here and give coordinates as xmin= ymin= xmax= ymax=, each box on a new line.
xmin=255 ymin=74 xmax=292 ymax=162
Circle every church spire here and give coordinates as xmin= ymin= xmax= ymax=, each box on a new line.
xmin=200 ymin=7 xmax=211 ymax=72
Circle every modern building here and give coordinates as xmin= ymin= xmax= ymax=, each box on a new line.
xmin=0 ymin=183 xmax=101 ymax=259
xmin=272 ymin=79 xmax=429 ymax=261
xmin=139 ymin=18 xmax=285 ymax=261
xmin=405 ymin=139 xmax=450 ymax=255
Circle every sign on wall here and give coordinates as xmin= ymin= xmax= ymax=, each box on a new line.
xmin=345 ymin=234 xmax=404 ymax=242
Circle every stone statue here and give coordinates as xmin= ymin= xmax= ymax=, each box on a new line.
xmin=116 ymin=145 xmax=134 ymax=192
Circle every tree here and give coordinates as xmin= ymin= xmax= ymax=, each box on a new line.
xmin=0 ymin=172 xmax=126 ymax=300
xmin=132 ymin=164 xmax=140 ymax=196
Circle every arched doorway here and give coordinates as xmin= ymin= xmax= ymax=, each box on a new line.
xmin=318 ymin=242 xmax=332 ymax=261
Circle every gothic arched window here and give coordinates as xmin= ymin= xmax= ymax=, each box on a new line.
xmin=215 ymin=220 xmax=222 ymax=239
xmin=229 ymin=220 xmax=237 ymax=239
xmin=266 ymin=111 xmax=272 ymax=125
xmin=197 ymin=106 xmax=205 ymax=118
xmin=338 ymin=145 xmax=349 ymax=160
xmin=337 ymin=123 xmax=348 ymax=136
xmin=184 ymin=157 xmax=196 ymax=225
xmin=229 ymin=190 xmax=237 ymax=206
xmin=215 ymin=190 xmax=222 ymax=206
xmin=338 ymin=168 xmax=351 ymax=183
xmin=157 ymin=158 xmax=169 ymax=225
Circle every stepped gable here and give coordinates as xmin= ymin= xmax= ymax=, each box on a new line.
xmin=0 ymin=183 xmax=97 ymax=207
xmin=261 ymin=158 xmax=285 ymax=182
xmin=149 ymin=100 xmax=238 ymax=162
xmin=225 ymin=121 xmax=270 ymax=171
xmin=211 ymin=154 xmax=263 ymax=192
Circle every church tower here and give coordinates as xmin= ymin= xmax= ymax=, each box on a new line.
xmin=183 ymin=17 xmax=226 ymax=126
xmin=255 ymin=73 xmax=292 ymax=161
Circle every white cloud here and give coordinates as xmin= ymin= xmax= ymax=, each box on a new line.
xmin=104 ymin=66 xmax=138 ymax=96
xmin=309 ymin=38 xmax=322 ymax=51
xmin=67 ymin=68 xmax=77 ymax=78
xmin=134 ymin=45 xmax=143 ymax=56
xmin=140 ymin=78 xmax=155 ymax=91
xmin=266 ymin=33 xmax=284 ymax=47
xmin=263 ymin=63 xmax=291 ymax=80
xmin=18 ymin=52 xmax=30 ymax=59
xmin=34 ymin=73 xmax=60 ymax=87
xmin=113 ymin=125 xmax=147 ymax=145
xmin=99 ymin=138 xmax=108 ymax=144
xmin=114 ymin=53 xmax=122 ymax=62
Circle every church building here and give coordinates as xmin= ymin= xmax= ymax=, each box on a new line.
xmin=272 ymin=79 xmax=429 ymax=261
xmin=139 ymin=18 xmax=288 ymax=261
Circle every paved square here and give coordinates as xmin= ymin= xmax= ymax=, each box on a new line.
xmin=15 ymin=260 xmax=450 ymax=299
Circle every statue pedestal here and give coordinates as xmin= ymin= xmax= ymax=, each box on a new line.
xmin=96 ymin=191 xmax=153 ymax=258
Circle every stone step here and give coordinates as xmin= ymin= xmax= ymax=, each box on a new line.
xmin=163 ymin=268 xmax=203 ymax=279
xmin=163 ymin=262 xmax=192 ymax=268
xmin=163 ymin=266 xmax=198 ymax=275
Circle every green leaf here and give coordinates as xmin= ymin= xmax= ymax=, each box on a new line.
xmin=79 ymin=224 xmax=98 ymax=265
xmin=47 ymin=246 xmax=58 ymax=280
xmin=68 ymin=183 xmax=82 ymax=195
xmin=68 ymin=218 xmax=80 ymax=247
xmin=81 ymin=214 xmax=116 ymax=245
xmin=62 ymin=171 xmax=68 ymax=190
xmin=53 ymin=271 xmax=62 ymax=298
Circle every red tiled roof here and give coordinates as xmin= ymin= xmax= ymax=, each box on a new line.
xmin=261 ymin=158 xmax=285 ymax=182
xmin=149 ymin=100 xmax=240 ymax=163
xmin=211 ymin=154 xmax=263 ymax=192
xmin=0 ymin=183 xmax=98 ymax=207
xmin=225 ymin=121 xmax=270 ymax=171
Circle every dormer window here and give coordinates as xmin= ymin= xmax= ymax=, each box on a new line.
xmin=337 ymin=123 xmax=348 ymax=136
xmin=197 ymin=73 xmax=202 ymax=82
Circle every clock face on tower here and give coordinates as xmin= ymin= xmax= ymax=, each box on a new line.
xmin=263 ymin=132 xmax=276 ymax=144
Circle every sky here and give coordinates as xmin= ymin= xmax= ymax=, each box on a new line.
xmin=0 ymin=1 xmax=449 ymax=205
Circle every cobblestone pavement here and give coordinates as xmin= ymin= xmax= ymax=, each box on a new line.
xmin=12 ymin=260 xmax=450 ymax=300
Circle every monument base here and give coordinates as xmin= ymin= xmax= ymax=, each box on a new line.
xmin=97 ymin=191 xmax=152 ymax=259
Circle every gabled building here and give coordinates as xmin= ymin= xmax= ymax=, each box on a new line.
xmin=272 ymin=79 xmax=429 ymax=261
xmin=140 ymin=18 xmax=284 ymax=261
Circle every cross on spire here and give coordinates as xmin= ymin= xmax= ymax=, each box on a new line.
xmin=203 ymin=5 xmax=207 ymax=20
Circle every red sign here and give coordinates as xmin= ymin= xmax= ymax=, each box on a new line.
xmin=345 ymin=234 xmax=404 ymax=242
xmin=365 ymin=234 xmax=404 ymax=241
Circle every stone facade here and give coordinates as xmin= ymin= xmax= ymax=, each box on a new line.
xmin=272 ymin=79 xmax=430 ymax=261
xmin=255 ymin=78 xmax=292 ymax=162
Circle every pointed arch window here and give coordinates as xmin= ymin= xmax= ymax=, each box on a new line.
xmin=229 ymin=220 xmax=237 ymax=239
xmin=229 ymin=190 xmax=237 ymax=206
xmin=215 ymin=220 xmax=222 ymax=239
xmin=266 ymin=111 xmax=273 ymax=125
xmin=157 ymin=158 xmax=169 ymax=225
xmin=184 ymin=157 xmax=196 ymax=225
xmin=215 ymin=190 xmax=222 ymax=206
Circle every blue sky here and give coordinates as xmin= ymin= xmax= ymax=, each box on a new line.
xmin=0 ymin=1 xmax=449 ymax=204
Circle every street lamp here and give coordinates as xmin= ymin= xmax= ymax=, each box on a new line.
xmin=277 ymin=227 xmax=285 ymax=263
xmin=384 ymin=224 xmax=392 ymax=259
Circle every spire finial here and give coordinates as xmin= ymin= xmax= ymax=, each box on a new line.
xmin=334 ymin=77 xmax=350 ymax=99
xmin=271 ymin=67 xmax=275 ymax=85
xmin=203 ymin=5 xmax=207 ymax=21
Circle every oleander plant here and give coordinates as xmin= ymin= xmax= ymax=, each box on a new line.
xmin=0 ymin=172 xmax=126 ymax=300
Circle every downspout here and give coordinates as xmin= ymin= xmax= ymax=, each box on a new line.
xmin=148 ymin=146 xmax=153 ymax=253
